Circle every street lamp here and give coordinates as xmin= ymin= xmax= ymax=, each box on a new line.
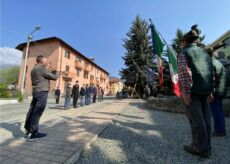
xmin=21 ymin=26 xmax=41 ymax=95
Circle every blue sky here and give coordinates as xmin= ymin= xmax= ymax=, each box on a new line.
xmin=1 ymin=0 xmax=230 ymax=77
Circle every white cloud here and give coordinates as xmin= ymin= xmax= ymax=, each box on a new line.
xmin=0 ymin=47 xmax=22 ymax=66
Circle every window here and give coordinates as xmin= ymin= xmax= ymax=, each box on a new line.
xmin=76 ymin=56 xmax=81 ymax=62
xmin=76 ymin=68 xmax=81 ymax=76
xmin=65 ymin=50 xmax=70 ymax=59
xmin=90 ymin=75 xmax=94 ymax=80
xmin=91 ymin=65 xmax=93 ymax=71
xmin=65 ymin=65 xmax=70 ymax=72
xmin=84 ymin=71 xmax=88 ymax=79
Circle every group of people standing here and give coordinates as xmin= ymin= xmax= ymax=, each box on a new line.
xmin=55 ymin=81 xmax=104 ymax=110
xmin=178 ymin=25 xmax=227 ymax=158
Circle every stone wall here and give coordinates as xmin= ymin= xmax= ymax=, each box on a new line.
xmin=146 ymin=96 xmax=230 ymax=117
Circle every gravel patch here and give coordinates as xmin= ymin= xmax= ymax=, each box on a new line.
xmin=78 ymin=101 xmax=230 ymax=164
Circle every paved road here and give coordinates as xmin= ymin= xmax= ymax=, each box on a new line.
xmin=0 ymin=97 xmax=117 ymax=146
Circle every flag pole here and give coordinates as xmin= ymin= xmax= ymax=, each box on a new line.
xmin=149 ymin=19 xmax=177 ymax=56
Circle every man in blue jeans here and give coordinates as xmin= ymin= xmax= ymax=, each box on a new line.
xmin=24 ymin=55 xmax=59 ymax=140
xmin=207 ymin=48 xmax=227 ymax=136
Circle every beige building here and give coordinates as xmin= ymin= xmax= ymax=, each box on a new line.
xmin=16 ymin=37 xmax=109 ymax=96
xmin=108 ymin=77 xmax=123 ymax=95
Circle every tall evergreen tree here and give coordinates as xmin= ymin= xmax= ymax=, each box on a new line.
xmin=171 ymin=29 xmax=184 ymax=54
xmin=120 ymin=16 xmax=153 ymax=96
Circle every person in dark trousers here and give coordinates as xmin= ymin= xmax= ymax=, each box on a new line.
xmin=207 ymin=48 xmax=227 ymax=136
xmin=64 ymin=83 xmax=71 ymax=110
xmin=72 ymin=81 xmax=79 ymax=108
xmin=89 ymin=84 xmax=93 ymax=104
xmin=92 ymin=85 xmax=97 ymax=103
xmin=85 ymin=84 xmax=90 ymax=105
xmin=98 ymin=87 xmax=102 ymax=102
xmin=80 ymin=84 xmax=86 ymax=106
xmin=101 ymin=88 xmax=104 ymax=101
xmin=178 ymin=25 xmax=214 ymax=158
xmin=24 ymin=55 xmax=59 ymax=140
xmin=55 ymin=87 xmax=61 ymax=104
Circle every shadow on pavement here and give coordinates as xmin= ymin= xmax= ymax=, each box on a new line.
xmin=0 ymin=122 xmax=25 ymax=147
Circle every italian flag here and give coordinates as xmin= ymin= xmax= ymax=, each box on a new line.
xmin=167 ymin=47 xmax=181 ymax=97
xmin=151 ymin=24 xmax=164 ymax=87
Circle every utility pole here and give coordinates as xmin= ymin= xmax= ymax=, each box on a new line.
xmin=21 ymin=26 xmax=41 ymax=95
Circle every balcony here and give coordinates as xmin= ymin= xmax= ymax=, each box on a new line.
xmin=75 ymin=61 xmax=83 ymax=68
xmin=84 ymin=65 xmax=91 ymax=72
xmin=62 ymin=71 xmax=75 ymax=79
xmin=100 ymin=74 xmax=107 ymax=80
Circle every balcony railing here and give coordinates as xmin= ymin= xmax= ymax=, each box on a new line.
xmin=62 ymin=71 xmax=75 ymax=79
xmin=75 ymin=61 xmax=83 ymax=68
xmin=84 ymin=65 xmax=91 ymax=72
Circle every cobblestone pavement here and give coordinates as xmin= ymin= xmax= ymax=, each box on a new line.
xmin=78 ymin=100 xmax=230 ymax=164
xmin=0 ymin=98 xmax=129 ymax=164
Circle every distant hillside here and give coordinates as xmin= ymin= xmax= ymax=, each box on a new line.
xmin=0 ymin=64 xmax=20 ymax=69
xmin=0 ymin=47 xmax=22 ymax=67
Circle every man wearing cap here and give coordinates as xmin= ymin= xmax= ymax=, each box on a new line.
xmin=72 ymin=80 xmax=79 ymax=108
xmin=178 ymin=25 xmax=214 ymax=158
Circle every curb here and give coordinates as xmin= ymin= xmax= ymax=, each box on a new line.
xmin=64 ymin=102 xmax=129 ymax=164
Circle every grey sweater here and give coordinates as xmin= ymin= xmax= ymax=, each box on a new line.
xmin=31 ymin=64 xmax=59 ymax=92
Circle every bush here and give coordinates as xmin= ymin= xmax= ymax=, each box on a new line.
xmin=17 ymin=90 xmax=23 ymax=102
xmin=0 ymin=84 xmax=10 ymax=98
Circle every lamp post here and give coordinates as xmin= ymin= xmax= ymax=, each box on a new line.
xmin=21 ymin=26 xmax=41 ymax=95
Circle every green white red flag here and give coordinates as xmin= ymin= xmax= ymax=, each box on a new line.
xmin=167 ymin=47 xmax=181 ymax=97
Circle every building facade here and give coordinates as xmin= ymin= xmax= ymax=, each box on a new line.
xmin=16 ymin=37 xmax=109 ymax=96
xmin=108 ymin=77 xmax=123 ymax=95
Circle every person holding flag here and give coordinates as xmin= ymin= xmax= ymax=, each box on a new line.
xmin=178 ymin=25 xmax=213 ymax=158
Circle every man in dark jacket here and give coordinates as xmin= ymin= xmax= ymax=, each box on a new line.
xmin=92 ymin=85 xmax=97 ymax=103
xmin=24 ymin=55 xmax=59 ymax=140
xmin=64 ymin=83 xmax=71 ymax=110
xmin=80 ymin=84 xmax=86 ymax=106
xmin=178 ymin=25 xmax=214 ymax=158
xmin=72 ymin=81 xmax=79 ymax=108
xmin=207 ymin=48 xmax=227 ymax=136
xmin=55 ymin=87 xmax=61 ymax=104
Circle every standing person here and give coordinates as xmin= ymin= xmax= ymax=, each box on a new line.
xmin=101 ymin=88 xmax=104 ymax=101
xmin=178 ymin=25 xmax=214 ymax=158
xmin=85 ymin=84 xmax=90 ymax=105
xmin=98 ymin=87 xmax=102 ymax=102
xmin=92 ymin=85 xmax=97 ymax=103
xmin=80 ymin=84 xmax=86 ymax=106
xmin=72 ymin=81 xmax=79 ymax=108
xmin=207 ymin=48 xmax=227 ymax=136
xmin=64 ymin=83 xmax=71 ymax=110
xmin=24 ymin=55 xmax=59 ymax=140
xmin=89 ymin=84 xmax=93 ymax=104
xmin=54 ymin=87 xmax=61 ymax=104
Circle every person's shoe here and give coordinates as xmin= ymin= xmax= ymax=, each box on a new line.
xmin=28 ymin=132 xmax=47 ymax=141
xmin=212 ymin=132 xmax=226 ymax=137
xmin=184 ymin=145 xmax=210 ymax=158
xmin=24 ymin=130 xmax=29 ymax=139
